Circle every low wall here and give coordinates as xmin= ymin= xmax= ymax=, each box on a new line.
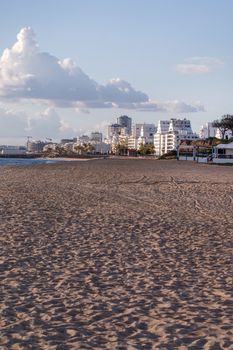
xmin=213 ymin=158 xmax=233 ymax=164
xmin=197 ymin=157 xmax=208 ymax=163
xmin=179 ymin=156 xmax=194 ymax=161
xmin=178 ymin=156 xmax=208 ymax=163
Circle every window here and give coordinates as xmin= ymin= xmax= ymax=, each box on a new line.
xmin=218 ymin=149 xmax=226 ymax=155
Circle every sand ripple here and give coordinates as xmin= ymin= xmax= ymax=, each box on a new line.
xmin=1 ymin=159 xmax=233 ymax=349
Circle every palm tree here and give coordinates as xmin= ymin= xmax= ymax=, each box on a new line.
xmin=74 ymin=144 xmax=85 ymax=155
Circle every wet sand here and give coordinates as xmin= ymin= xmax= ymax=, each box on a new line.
xmin=0 ymin=159 xmax=233 ymax=349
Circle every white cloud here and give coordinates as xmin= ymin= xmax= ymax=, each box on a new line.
xmin=28 ymin=108 xmax=77 ymax=139
xmin=176 ymin=64 xmax=211 ymax=74
xmin=99 ymin=78 xmax=148 ymax=104
xmin=106 ymin=100 xmax=205 ymax=113
xmin=0 ymin=27 xmax=204 ymax=113
xmin=176 ymin=56 xmax=223 ymax=75
xmin=0 ymin=107 xmax=27 ymax=137
xmin=0 ymin=105 xmax=76 ymax=140
xmin=0 ymin=27 xmax=147 ymax=106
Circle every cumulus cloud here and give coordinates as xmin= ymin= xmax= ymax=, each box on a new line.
xmin=176 ymin=56 xmax=223 ymax=75
xmin=99 ymin=78 xmax=148 ymax=104
xmin=27 ymin=108 xmax=77 ymax=139
xmin=0 ymin=27 xmax=204 ymax=113
xmin=0 ymin=105 xmax=76 ymax=140
xmin=0 ymin=27 xmax=147 ymax=106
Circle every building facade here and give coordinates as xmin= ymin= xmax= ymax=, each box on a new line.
xmin=117 ymin=115 xmax=132 ymax=135
xmin=27 ymin=140 xmax=48 ymax=153
xmin=90 ymin=132 xmax=103 ymax=143
xmin=154 ymin=118 xmax=198 ymax=156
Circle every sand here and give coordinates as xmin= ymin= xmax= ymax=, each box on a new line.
xmin=0 ymin=159 xmax=233 ymax=350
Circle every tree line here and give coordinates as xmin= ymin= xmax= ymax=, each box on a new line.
xmin=115 ymin=142 xmax=155 ymax=156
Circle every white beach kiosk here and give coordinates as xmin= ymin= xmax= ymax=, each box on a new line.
xmin=177 ymin=144 xmax=211 ymax=163
xmin=212 ymin=142 xmax=233 ymax=164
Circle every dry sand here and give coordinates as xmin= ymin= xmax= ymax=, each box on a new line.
xmin=0 ymin=159 xmax=233 ymax=350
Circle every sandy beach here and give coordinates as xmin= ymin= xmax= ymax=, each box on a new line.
xmin=1 ymin=159 xmax=233 ymax=350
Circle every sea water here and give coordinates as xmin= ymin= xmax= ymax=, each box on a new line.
xmin=0 ymin=158 xmax=58 ymax=167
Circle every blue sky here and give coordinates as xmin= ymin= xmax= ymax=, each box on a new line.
xmin=0 ymin=0 xmax=232 ymax=144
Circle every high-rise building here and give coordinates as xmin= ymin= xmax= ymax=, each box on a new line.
xmin=117 ymin=115 xmax=132 ymax=135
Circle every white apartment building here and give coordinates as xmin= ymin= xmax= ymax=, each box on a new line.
xmin=90 ymin=132 xmax=103 ymax=143
xmin=154 ymin=118 xmax=198 ymax=156
xmin=137 ymin=123 xmax=157 ymax=147
xmin=128 ymin=123 xmax=157 ymax=150
xmin=107 ymin=124 xmax=122 ymax=139
xmin=127 ymin=135 xmax=138 ymax=150
xmin=154 ymin=120 xmax=170 ymax=155
xmin=157 ymin=120 xmax=170 ymax=134
xmin=200 ymin=122 xmax=218 ymax=139
xmin=76 ymin=135 xmax=90 ymax=145
xmin=107 ymin=123 xmax=129 ymax=153
xmin=132 ymin=124 xmax=144 ymax=138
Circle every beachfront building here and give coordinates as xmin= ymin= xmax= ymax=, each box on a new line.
xmin=127 ymin=124 xmax=143 ymax=150
xmin=212 ymin=142 xmax=233 ymax=164
xmin=154 ymin=118 xmax=198 ymax=156
xmin=137 ymin=123 xmax=157 ymax=147
xmin=154 ymin=120 xmax=170 ymax=155
xmin=127 ymin=123 xmax=157 ymax=150
xmin=127 ymin=135 xmax=138 ymax=150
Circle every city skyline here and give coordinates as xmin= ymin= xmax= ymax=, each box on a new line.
xmin=0 ymin=0 xmax=233 ymax=144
